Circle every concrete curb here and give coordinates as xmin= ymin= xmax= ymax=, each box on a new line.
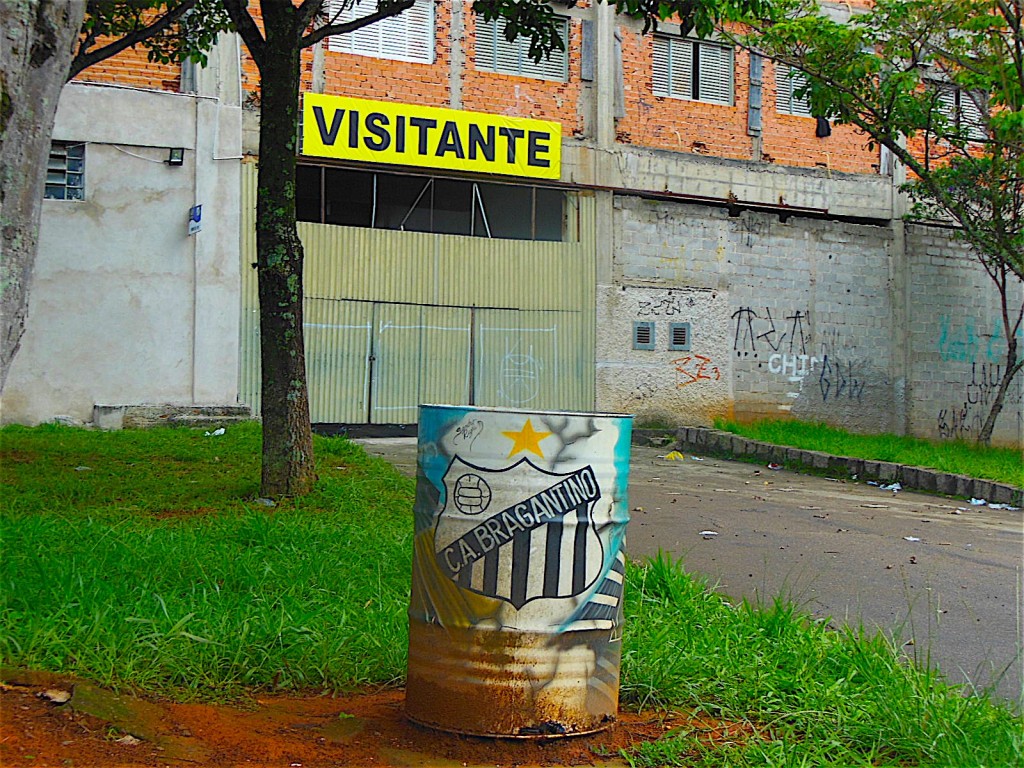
xmin=632 ymin=427 xmax=1023 ymax=507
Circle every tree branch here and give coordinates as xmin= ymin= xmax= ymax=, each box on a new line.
xmin=222 ymin=0 xmax=267 ymax=68
xmin=301 ymin=0 xmax=415 ymax=48
xmin=297 ymin=0 xmax=328 ymax=32
xmin=68 ymin=0 xmax=199 ymax=80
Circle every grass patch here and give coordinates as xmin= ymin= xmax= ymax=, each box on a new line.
xmin=1 ymin=423 xmax=412 ymax=699
xmin=621 ymin=553 xmax=1022 ymax=766
xmin=714 ymin=418 xmax=1024 ymax=487
xmin=2 ymin=424 xmax=1021 ymax=765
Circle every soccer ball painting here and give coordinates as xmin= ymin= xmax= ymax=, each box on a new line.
xmin=453 ymin=473 xmax=492 ymax=515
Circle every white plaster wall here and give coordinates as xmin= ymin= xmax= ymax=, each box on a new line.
xmin=595 ymin=284 xmax=733 ymax=425
xmin=2 ymin=42 xmax=242 ymax=425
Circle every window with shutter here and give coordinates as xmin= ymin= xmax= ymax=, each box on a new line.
xmin=697 ymin=43 xmax=733 ymax=105
xmin=327 ymin=0 xmax=434 ymax=65
xmin=652 ymin=36 xmax=732 ymax=105
xmin=935 ymin=85 xmax=988 ymax=141
xmin=775 ymin=65 xmax=813 ymax=117
xmin=960 ymin=94 xmax=987 ymax=140
xmin=475 ymin=15 xmax=569 ymax=81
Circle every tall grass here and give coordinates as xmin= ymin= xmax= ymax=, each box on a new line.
xmin=621 ymin=553 xmax=1022 ymax=767
xmin=715 ymin=418 xmax=1024 ymax=487
xmin=1 ymin=423 xmax=412 ymax=698
xmin=2 ymin=424 xmax=1021 ymax=765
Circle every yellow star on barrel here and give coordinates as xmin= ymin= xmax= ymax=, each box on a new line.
xmin=502 ymin=419 xmax=552 ymax=458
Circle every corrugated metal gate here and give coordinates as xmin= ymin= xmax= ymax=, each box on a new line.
xmin=239 ymin=163 xmax=596 ymax=424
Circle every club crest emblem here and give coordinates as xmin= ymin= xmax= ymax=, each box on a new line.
xmin=434 ymin=457 xmax=605 ymax=609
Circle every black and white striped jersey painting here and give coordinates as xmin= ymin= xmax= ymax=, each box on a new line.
xmin=435 ymin=457 xmax=609 ymax=610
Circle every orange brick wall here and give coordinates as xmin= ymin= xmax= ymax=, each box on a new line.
xmin=72 ymin=42 xmax=181 ymax=92
xmin=74 ymin=0 xmax=889 ymax=178
xmin=616 ymin=25 xmax=752 ymax=161
xmin=236 ymin=2 xmax=319 ymax=100
xmin=461 ymin=4 xmax=583 ymax=133
xmin=760 ymin=60 xmax=878 ymax=174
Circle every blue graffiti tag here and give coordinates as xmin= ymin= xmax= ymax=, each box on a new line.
xmin=938 ymin=316 xmax=1018 ymax=363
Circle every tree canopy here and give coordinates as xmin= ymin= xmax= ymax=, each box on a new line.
xmin=745 ymin=0 xmax=1024 ymax=281
xmin=741 ymin=0 xmax=1023 ymax=443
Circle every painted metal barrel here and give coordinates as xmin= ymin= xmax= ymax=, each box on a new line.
xmin=406 ymin=404 xmax=633 ymax=738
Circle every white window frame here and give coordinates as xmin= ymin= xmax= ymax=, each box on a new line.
xmin=475 ymin=14 xmax=569 ymax=82
xmin=327 ymin=0 xmax=435 ymax=65
xmin=652 ymin=35 xmax=734 ymax=106
xmin=44 ymin=141 xmax=85 ymax=201
xmin=775 ymin=64 xmax=813 ymax=117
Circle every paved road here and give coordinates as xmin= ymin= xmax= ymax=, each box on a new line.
xmin=356 ymin=438 xmax=1024 ymax=705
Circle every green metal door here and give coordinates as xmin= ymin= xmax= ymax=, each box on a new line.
xmin=369 ymin=304 xmax=472 ymax=424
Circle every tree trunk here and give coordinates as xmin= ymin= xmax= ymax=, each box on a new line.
xmin=0 ymin=1 xmax=84 ymax=393
xmin=977 ymin=335 xmax=1021 ymax=445
xmin=254 ymin=7 xmax=317 ymax=497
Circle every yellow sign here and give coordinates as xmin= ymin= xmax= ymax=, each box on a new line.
xmin=301 ymin=93 xmax=561 ymax=180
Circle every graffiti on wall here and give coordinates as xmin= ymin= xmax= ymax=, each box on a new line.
xmin=936 ymin=362 xmax=1009 ymax=439
xmin=938 ymin=316 xmax=1020 ymax=363
xmin=935 ymin=314 xmax=1022 ymax=440
xmin=729 ymin=214 xmax=768 ymax=248
xmin=498 ymin=340 xmax=542 ymax=405
xmin=813 ymin=327 xmax=872 ymax=404
xmin=732 ymin=307 xmax=810 ymax=358
xmin=637 ymin=294 xmax=696 ymax=317
xmin=818 ymin=356 xmax=867 ymax=403
xmin=673 ymin=354 xmax=722 ymax=388
xmin=733 ymin=315 xmax=877 ymax=408
xmin=937 ymin=403 xmax=979 ymax=440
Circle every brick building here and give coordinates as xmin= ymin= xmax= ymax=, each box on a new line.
xmin=5 ymin=0 xmax=1021 ymax=446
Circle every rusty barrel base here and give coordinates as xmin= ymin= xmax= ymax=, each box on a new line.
xmin=405 ymin=619 xmax=621 ymax=739
xmin=405 ymin=711 xmax=616 ymax=739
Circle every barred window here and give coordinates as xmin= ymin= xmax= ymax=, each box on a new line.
xmin=327 ymin=0 xmax=434 ymax=64
xmin=475 ymin=14 xmax=569 ymax=81
xmin=44 ymin=142 xmax=85 ymax=201
xmin=775 ymin=65 xmax=813 ymax=117
xmin=653 ymin=36 xmax=734 ymax=106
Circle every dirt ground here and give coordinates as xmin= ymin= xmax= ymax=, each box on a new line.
xmin=1 ymin=669 xmax=754 ymax=768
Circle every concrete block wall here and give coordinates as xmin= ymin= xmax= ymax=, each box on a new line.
xmin=905 ymin=225 xmax=1024 ymax=445
xmin=597 ymin=196 xmax=1024 ymax=446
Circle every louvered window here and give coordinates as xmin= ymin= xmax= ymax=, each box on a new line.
xmin=327 ymin=0 xmax=434 ymax=64
xmin=44 ymin=141 xmax=85 ymax=201
xmin=936 ymin=86 xmax=987 ymax=141
xmin=633 ymin=322 xmax=656 ymax=350
xmin=652 ymin=36 xmax=734 ymax=106
xmin=775 ymin=65 xmax=813 ymax=117
xmin=475 ymin=14 xmax=569 ymax=81
xmin=669 ymin=322 xmax=691 ymax=351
